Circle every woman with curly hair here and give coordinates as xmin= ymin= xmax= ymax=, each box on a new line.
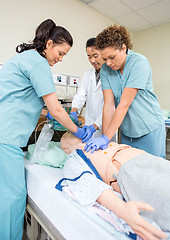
xmin=84 ymin=25 xmax=165 ymax=157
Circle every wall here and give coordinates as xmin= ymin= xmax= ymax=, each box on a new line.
xmin=1 ymin=0 xmax=169 ymax=109
xmin=0 ymin=0 xmax=115 ymax=78
xmin=133 ymin=22 xmax=170 ymax=109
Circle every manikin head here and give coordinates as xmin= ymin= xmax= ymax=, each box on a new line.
xmin=60 ymin=132 xmax=84 ymax=154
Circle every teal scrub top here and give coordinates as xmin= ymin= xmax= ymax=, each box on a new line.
xmin=0 ymin=50 xmax=56 ymax=147
xmin=100 ymin=50 xmax=164 ymax=138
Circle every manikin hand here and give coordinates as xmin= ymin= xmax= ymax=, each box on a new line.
xmin=120 ymin=201 xmax=167 ymax=240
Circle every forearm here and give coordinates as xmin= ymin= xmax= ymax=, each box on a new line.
xmin=97 ymin=188 xmax=125 ymax=218
xmin=43 ymin=93 xmax=77 ymax=133
xmin=105 ymin=103 xmax=129 ymax=140
xmin=52 ymin=105 xmax=77 ymax=133
xmin=92 ymin=123 xmax=99 ymax=131
xmin=102 ymin=103 xmax=115 ymax=135
xmin=72 ymin=88 xmax=86 ymax=114
xmin=93 ymin=114 xmax=102 ymax=130
xmin=103 ymin=87 xmax=139 ymax=140
xmin=97 ymin=189 xmax=167 ymax=240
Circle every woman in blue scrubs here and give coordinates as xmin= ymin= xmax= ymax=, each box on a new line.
xmin=84 ymin=25 xmax=165 ymax=157
xmin=0 ymin=19 xmax=85 ymax=240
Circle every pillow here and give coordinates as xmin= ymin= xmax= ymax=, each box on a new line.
xmin=25 ymin=141 xmax=68 ymax=168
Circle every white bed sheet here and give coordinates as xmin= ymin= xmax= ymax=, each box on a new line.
xmin=25 ymin=159 xmax=131 ymax=240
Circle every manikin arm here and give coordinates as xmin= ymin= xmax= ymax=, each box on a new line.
xmin=97 ymin=189 xmax=167 ymax=240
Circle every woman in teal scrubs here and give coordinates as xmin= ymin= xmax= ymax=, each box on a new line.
xmin=84 ymin=25 xmax=165 ymax=157
xmin=0 ymin=19 xmax=85 ymax=240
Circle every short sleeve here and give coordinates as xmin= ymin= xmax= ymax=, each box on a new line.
xmin=30 ymin=61 xmax=56 ymax=97
xmin=125 ymin=58 xmax=151 ymax=90
xmin=100 ymin=64 xmax=112 ymax=90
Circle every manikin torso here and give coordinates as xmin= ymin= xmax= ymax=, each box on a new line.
xmin=83 ymin=142 xmax=144 ymax=193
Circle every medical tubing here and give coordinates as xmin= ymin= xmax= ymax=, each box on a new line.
xmin=34 ymin=120 xmax=49 ymax=143
xmin=35 ymin=119 xmax=62 ymax=142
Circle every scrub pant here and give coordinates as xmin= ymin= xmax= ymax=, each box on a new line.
xmin=121 ymin=124 xmax=166 ymax=158
xmin=0 ymin=143 xmax=27 ymax=240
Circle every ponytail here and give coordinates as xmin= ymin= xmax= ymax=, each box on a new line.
xmin=16 ymin=19 xmax=73 ymax=57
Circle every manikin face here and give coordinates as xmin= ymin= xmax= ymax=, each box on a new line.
xmin=100 ymin=44 xmax=127 ymax=72
xmin=86 ymin=46 xmax=104 ymax=72
xmin=44 ymin=40 xmax=71 ymax=66
xmin=60 ymin=133 xmax=74 ymax=154
xmin=60 ymin=132 xmax=82 ymax=154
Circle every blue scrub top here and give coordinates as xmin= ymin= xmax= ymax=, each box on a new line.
xmin=100 ymin=50 xmax=164 ymax=138
xmin=0 ymin=50 xmax=56 ymax=147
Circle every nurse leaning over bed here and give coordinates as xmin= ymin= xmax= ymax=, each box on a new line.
xmin=84 ymin=25 xmax=166 ymax=157
xmin=0 ymin=19 xmax=85 ymax=240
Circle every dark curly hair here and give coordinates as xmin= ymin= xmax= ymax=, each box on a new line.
xmin=16 ymin=19 xmax=73 ymax=58
xmin=96 ymin=25 xmax=132 ymax=52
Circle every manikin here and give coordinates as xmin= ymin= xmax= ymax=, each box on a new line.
xmin=60 ymin=132 xmax=169 ymax=240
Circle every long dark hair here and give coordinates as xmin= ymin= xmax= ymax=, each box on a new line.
xmin=16 ymin=19 xmax=73 ymax=57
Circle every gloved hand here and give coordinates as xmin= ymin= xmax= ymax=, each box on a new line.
xmin=46 ymin=112 xmax=53 ymax=120
xmin=70 ymin=112 xmax=78 ymax=122
xmin=73 ymin=127 xmax=86 ymax=140
xmin=82 ymin=125 xmax=96 ymax=143
xmin=84 ymin=134 xmax=110 ymax=154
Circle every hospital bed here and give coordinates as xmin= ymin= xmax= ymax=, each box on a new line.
xmin=24 ymin=158 xmax=133 ymax=240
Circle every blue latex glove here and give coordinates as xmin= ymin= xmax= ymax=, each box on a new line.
xmin=70 ymin=112 xmax=78 ymax=122
xmin=82 ymin=125 xmax=96 ymax=143
xmin=46 ymin=112 xmax=53 ymax=120
xmin=84 ymin=134 xmax=110 ymax=154
xmin=73 ymin=127 xmax=86 ymax=140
